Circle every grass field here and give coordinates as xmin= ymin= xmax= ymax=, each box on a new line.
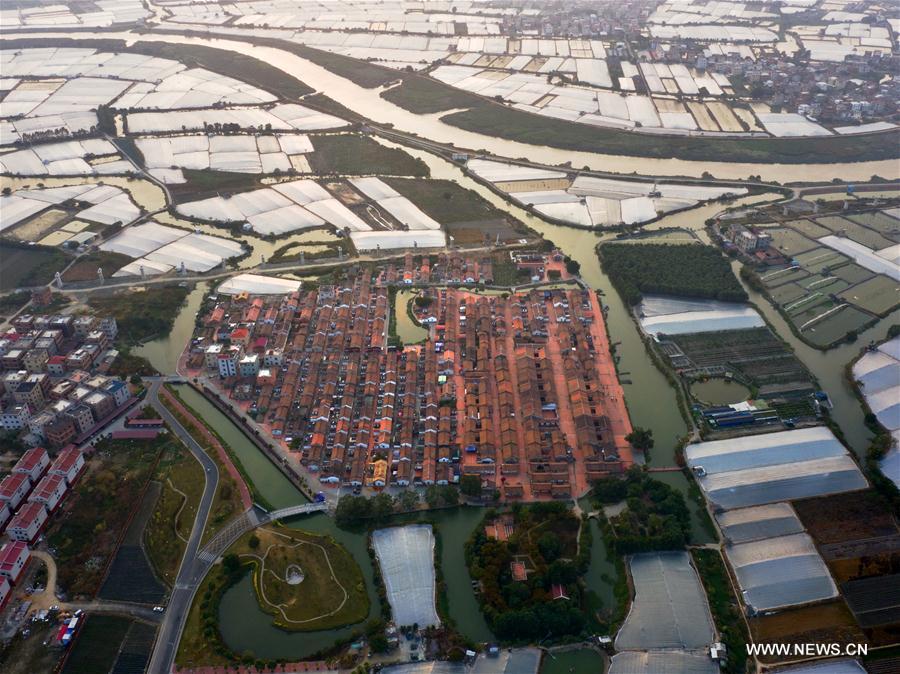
xmin=88 ymin=285 xmax=190 ymax=347
xmin=0 ymin=241 xmax=69 ymax=291
xmin=169 ymin=169 xmax=264 ymax=204
xmin=839 ymin=275 xmax=900 ymax=315
xmin=243 ymin=525 xmax=369 ymax=631
xmin=384 ymin=177 xmax=525 ymax=243
xmin=0 ymin=290 xmax=30 ymax=320
xmin=48 ymin=435 xmax=167 ymax=597
xmin=62 ymin=251 xmax=132 ymax=282
xmin=62 ymin=615 xmax=132 ymax=674
xmin=308 ymin=134 xmax=428 ymax=176
xmin=145 ymin=441 xmax=205 ymax=586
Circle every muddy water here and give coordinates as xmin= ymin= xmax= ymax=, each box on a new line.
xmin=5 ymin=30 xmax=899 ymax=182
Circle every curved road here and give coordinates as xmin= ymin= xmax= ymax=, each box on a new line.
xmin=145 ymin=379 xmax=220 ymax=674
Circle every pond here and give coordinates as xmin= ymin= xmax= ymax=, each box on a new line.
xmin=394 ymin=289 xmax=429 ymax=344
xmin=690 ymin=378 xmax=752 ymax=406
xmin=539 ymin=649 xmax=607 ymax=674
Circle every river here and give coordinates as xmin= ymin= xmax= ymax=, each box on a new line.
xmin=4 ymin=30 xmax=899 ymax=183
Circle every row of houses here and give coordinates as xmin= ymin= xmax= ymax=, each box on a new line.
xmin=0 ymin=446 xmax=86 ymax=610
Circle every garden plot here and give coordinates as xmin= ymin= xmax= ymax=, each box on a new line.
xmin=372 ymin=525 xmax=440 ymax=628
xmin=350 ymin=177 xmax=441 ymax=230
xmin=135 ymin=133 xmax=314 ymax=174
xmin=615 ymin=551 xmax=714 ymax=650
xmin=175 ymin=179 xmax=369 ymax=236
xmin=0 ymin=183 xmax=140 ymax=234
xmin=0 ymin=139 xmax=132 ymax=177
xmin=817 ymin=236 xmax=899 ymax=281
xmin=100 ymin=221 xmax=244 ymax=276
xmin=126 ymin=103 xmax=346 ymax=134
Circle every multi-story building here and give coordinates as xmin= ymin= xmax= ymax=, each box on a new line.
xmin=28 ymin=473 xmax=67 ymax=512
xmin=13 ymin=447 xmax=50 ymax=483
xmin=7 ymin=501 xmax=48 ymax=543
xmin=65 ymin=404 xmax=95 ymax=435
xmin=44 ymin=415 xmax=77 ymax=448
xmin=0 ymin=472 xmax=32 ymax=511
xmin=23 ymin=349 xmax=48 ymax=373
xmin=0 ymin=403 xmax=30 ymax=431
xmin=50 ymin=447 xmax=85 ymax=485
xmin=239 ymin=354 xmax=260 ymax=377
xmin=0 ymin=541 xmax=30 ymax=584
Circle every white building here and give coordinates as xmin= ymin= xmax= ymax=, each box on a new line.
xmin=0 ymin=403 xmax=30 ymax=431
xmin=0 ymin=541 xmax=30 ymax=584
xmin=50 ymin=447 xmax=86 ymax=485
xmin=13 ymin=447 xmax=50 ymax=483
xmin=0 ymin=473 xmax=32 ymax=511
xmin=7 ymin=501 xmax=48 ymax=543
xmin=28 ymin=473 xmax=68 ymax=512
xmin=239 ymin=354 xmax=260 ymax=377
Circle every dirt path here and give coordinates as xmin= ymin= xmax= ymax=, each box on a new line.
xmin=28 ymin=550 xmax=58 ymax=611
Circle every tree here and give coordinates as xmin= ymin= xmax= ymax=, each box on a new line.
xmin=625 ymin=427 xmax=654 ymax=452
xmin=459 ymin=474 xmax=482 ymax=498
xmin=248 ymin=535 xmax=260 ymax=549
xmin=564 ymin=257 xmax=581 ymax=275
xmin=370 ymin=492 xmax=394 ymax=520
xmin=593 ymin=476 xmax=627 ymax=504
xmin=335 ymin=494 xmax=372 ymax=528
xmin=537 ymin=531 xmax=561 ymax=562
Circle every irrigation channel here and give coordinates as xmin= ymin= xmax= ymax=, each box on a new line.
xmin=130 ymin=141 xmax=900 ymax=662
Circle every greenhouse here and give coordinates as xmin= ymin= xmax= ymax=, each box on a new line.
xmin=372 ymin=525 xmax=440 ymax=628
xmin=639 ymin=295 xmax=764 ymax=337
xmin=608 ymin=652 xmax=719 ymax=674
xmin=726 ymin=532 xmax=837 ymax=613
xmin=615 ymin=551 xmax=714 ymax=651
xmin=217 ymin=274 xmax=301 ymax=296
xmin=767 ymin=660 xmax=866 ymax=674
xmin=715 ymin=503 xmax=804 ymax=544
xmin=685 ymin=427 xmax=867 ymax=509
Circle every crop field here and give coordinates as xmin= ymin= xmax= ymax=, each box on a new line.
xmin=831 ymin=263 xmax=877 ymax=285
xmin=847 ymin=211 xmax=900 ymax=237
xmin=839 ymin=275 xmax=900 ymax=315
xmin=669 ymin=328 xmax=810 ymax=387
xmin=109 ymin=622 xmax=156 ymax=674
xmin=749 ymin=601 xmax=866 ymax=663
xmin=62 ymin=615 xmax=132 ymax=674
xmin=842 ymin=574 xmax=900 ymax=628
xmin=98 ymin=479 xmax=165 ymax=605
xmin=784 ymin=218 xmax=831 ymax=239
xmin=761 ymin=266 xmax=810 ymax=288
xmin=793 ymin=491 xmax=898 ymax=544
xmin=765 ymin=228 xmax=819 ymax=256
xmin=815 ymin=215 xmax=895 ymax=250
xmin=62 ymin=251 xmax=133 ymax=282
xmin=308 ymin=134 xmax=428 ymax=176
xmin=243 ymin=525 xmax=369 ymax=631
xmin=801 ymin=305 xmax=873 ymax=347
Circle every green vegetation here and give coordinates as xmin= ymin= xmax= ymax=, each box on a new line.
xmin=443 ymin=104 xmax=900 ymax=163
xmin=334 ymin=487 xmax=457 ymax=528
xmin=145 ymin=440 xmax=205 ymax=586
xmin=159 ymin=386 xmax=245 ymax=542
xmin=692 ymin=549 xmax=750 ymax=674
xmin=384 ymin=177 xmax=525 ymax=244
xmin=48 ymin=435 xmax=167 ymax=597
xmin=88 ymin=285 xmax=190 ymax=346
xmin=593 ymin=467 xmax=691 ymax=554
xmin=625 ymin=426 xmax=654 ymax=452
xmin=0 ymin=290 xmax=30 ymax=319
xmin=62 ymin=251 xmax=132 ymax=282
xmin=62 ymin=615 xmax=132 ymax=674
xmin=308 ymin=134 xmax=428 ymax=176
xmin=600 ymin=242 xmax=747 ymax=305
xmin=465 ymin=502 xmax=587 ymax=642
xmin=0 ymin=240 xmax=69 ymax=291
xmin=170 ymin=169 xmax=264 ymax=203
xmin=381 ymin=76 xmax=486 ymax=114
xmin=242 ymin=525 xmax=369 ymax=630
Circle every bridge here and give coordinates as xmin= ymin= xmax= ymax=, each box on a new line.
xmin=197 ymin=502 xmax=328 ymax=565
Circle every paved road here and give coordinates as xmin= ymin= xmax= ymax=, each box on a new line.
xmin=145 ymin=379 xmax=220 ymax=674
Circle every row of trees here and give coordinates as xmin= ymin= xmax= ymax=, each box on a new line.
xmin=334 ymin=486 xmax=459 ymax=528
xmin=599 ymin=242 xmax=748 ymax=305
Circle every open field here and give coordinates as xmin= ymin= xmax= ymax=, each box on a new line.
xmin=145 ymin=442 xmax=205 ymax=586
xmin=48 ymin=435 xmax=167 ymax=598
xmin=88 ymin=285 xmax=191 ymax=347
xmin=0 ymin=623 xmax=63 ymax=674
xmin=384 ymin=177 xmax=525 ymax=244
xmin=0 ymin=241 xmax=69 ymax=291
xmin=749 ymin=601 xmax=866 ymax=663
xmin=838 ymin=275 xmax=900 ymax=316
xmin=308 ymin=134 xmax=428 ymax=176
xmin=242 ymin=525 xmax=369 ymax=631
xmin=62 ymin=251 xmax=133 ymax=282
